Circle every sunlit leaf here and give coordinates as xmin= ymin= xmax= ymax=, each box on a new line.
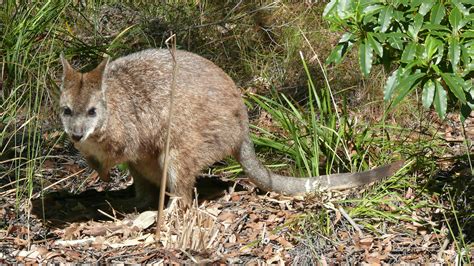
xmin=358 ymin=41 xmax=373 ymax=76
xmin=379 ymin=6 xmax=393 ymax=32
xmin=424 ymin=36 xmax=442 ymax=61
xmin=401 ymin=42 xmax=417 ymax=63
xmin=430 ymin=3 xmax=446 ymax=25
xmin=441 ymin=72 xmax=466 ymax=103
xmin=448 ymin=37 xmax=461 ymax=71
xmin=337 ymin=0 xmax=351 ymax=19
xmin=452 ymin=0 xmax=469 ymax=16
xmin=363 ymin=4 xmax=384 ymax=16
xmin=387 ymin=32 xmax=405 ymax=50
xmin=449 ymin=6 xmax=463 ymax=32
xmin=323 ymin=0 xmax=337 ymax=17
xmin=367 ymin=32 xmax=383 ymax=57
xmin=419 ymin=0 xmax=435 ymax=15
xmin=326 ymin=43 xmax=347 ymax=65
xmin=408 ymin=14 xmax=424 ymax=40
xmin=433 ymin=80 xmax=447 ymax=118
xmin=384 ymin=68 xmax=401 ymax=101
xmin=422 ymin=79 xmax=435 ymax=108
xmin=391 ymin=72 xmax=426 ymax=108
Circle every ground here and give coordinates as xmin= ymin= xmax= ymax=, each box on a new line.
xmin=1 ymin=1 xmax=473 ymax=264
xmin=1 ymin=113 xmax=473 ymax=264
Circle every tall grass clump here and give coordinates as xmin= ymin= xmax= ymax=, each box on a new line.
xmin=249 ymin=51 xmax=397 ymax=177
xmin=1 ymin=1 xmax=72 ymax=212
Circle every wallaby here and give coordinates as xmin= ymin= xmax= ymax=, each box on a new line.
xmin=59 ymin=49 xmax=404 ymax=210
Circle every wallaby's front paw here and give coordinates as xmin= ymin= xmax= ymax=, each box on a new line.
xmin=99 ymin=171 xmax=110 ymax=182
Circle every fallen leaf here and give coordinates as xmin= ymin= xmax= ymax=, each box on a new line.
xmin=276 ymin=236 xmax=293 ymax=249
xmin=132 ymin=211 xmax=157 ymax=230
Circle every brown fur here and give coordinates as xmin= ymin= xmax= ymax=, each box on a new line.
xmin=59 ymin=49 xmax=403 ymax=209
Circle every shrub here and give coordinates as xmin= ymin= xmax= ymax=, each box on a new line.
xmin=323 ymin=0 xmax=473 ymax=120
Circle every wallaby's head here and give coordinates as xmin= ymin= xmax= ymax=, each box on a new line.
xmin=59 ymin=54 xmax=109 ymax=143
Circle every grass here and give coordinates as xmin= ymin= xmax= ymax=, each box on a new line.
xmin=249 ymin=51 xmax=396 ymax=178
xmin=0 ymin=0 xmax=473 ymax=263
xmin=1 ymin=1 xmax=66 ymax=210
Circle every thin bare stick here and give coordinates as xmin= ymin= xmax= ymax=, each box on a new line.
xmin=97 ymin=208 xmax=120 ymax=222
xmin=156 ymin=34 xmax=178 ymax=241
xmin=34 ymin=168 xmax=86 ymax=197
xmin=337 ymin=206 xmax=363 ymax=237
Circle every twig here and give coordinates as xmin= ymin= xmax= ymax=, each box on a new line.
xmin=0 ymin=177 xmax=27 ymax=190
xmin=0 ymin=188 xmax=15 ymax=197
xmin=217 ymin=213 xmax=248 ymax=252
xmin=337 ymin=206 xmax=363 ymax=237
xmin=156 ymin=33 xmax=178 ymax=241
xmin=437 ymin=238 xmax=450 ymax=261
xmin=97 ymin=208 xmax=120 ymax=222
xmin=180 ymin=248 xmax=199 ymax=263
xmin=33 ymin=168 xmax=86 ymax=197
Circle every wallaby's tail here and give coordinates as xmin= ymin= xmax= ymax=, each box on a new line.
xmin=236 ymin=135 xmax=404 ymax=195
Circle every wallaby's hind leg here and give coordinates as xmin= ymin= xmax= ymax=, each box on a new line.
xmin=163 ymin=151 xmax=199 ymax=208
xmin=129 ymin=165 xmax=160 ymax=209
xmin=166 ymin=166 xmax=196 ymax=209
xmin=107 ymin=163 xmax=160 ymax=212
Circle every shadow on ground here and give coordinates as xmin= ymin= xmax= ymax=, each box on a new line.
xmin=425 ymin=158 xmax=474 ymax=243
xmin=31 ymin=176 xmax=233 ymax=227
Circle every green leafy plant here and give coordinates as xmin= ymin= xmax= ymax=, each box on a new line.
xmin=323 ymin=0 xmax=473 ymax=120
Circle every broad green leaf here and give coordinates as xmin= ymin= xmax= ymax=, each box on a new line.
xmin=325 ymin=34 xmax=355 ymax=66
xmin=337 ymin=0 xmax=351 ymax=19
xmin=441 ymin=72 xmax=466 ymax=103
xmin=362 ymin=4 xmax=384 ymax=16
xmin=326 ymin=43 xmax=348 ymax=65
xmin=424 ymin=36 xmax=442 ymax=61
xmin=430 ymin=3 xmax=446 ymax=25
xmin=419 ymin=0 xmax=435 ymax=16
xmin=464 ymin=64 xmax=474 ymax=77
xmin=339 ymin=32 xmax=353 ymax=43
xmin=393 ymin=10 xmax=406 ymax=23
xmin=359 ymin=41 xmax=373 ymax=77
xmin=401 ymin=42 xmax=417 ymax=63
xmin=434 ymin=42 xmax=445 ymax=65
xmin=448 ymin=37 xmax=461 ymax=71
xmin=460 ymin=43 xmax=470 ymax=67
xmin=409 ymin=0 xmax=423 ymax=8
xmin=421 ymin=23 xmax=451 ymax=33
xmin=391 ymin=72 xmax=426 ymax=108
xmin=379 ymin=6 xmax=393 ymax=32
xmin=408 ymin=14 xmax=424 ymax=40
xmin=422 ymin=80 xmax=435 ymax=108
xmin=384 ymin=68 xmax=401 ymax=101
xmin=433 ymin=80 xmax=447 ymax=118
xmin=387 ymin=32 xmax=405 ymax=50
xmin=323 ymin=0 xmax=338 ymax=18
xmin=449 ymin=6 xmax=463 ymax=32
xmin=367 ymin=32 xmax=383 ymax=57
xmin=461 ymin=31 xmax=474 ymax=38
xmin=453 ymin=0 xmax=469 ymax=16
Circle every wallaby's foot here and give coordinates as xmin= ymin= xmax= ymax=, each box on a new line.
xmin=106 ymin=176 xmax=159 ymax=212
xmin=106 ymin=193 xmax=158 ymax=212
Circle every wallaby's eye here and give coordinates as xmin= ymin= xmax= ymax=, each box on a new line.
xmin=88 ymin=107 xmax=96 ymax=117
xmin=63 ymin=107 xmax=72 ymax=116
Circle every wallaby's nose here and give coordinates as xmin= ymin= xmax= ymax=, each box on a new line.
xmin=71 ymin=134 xmax=83 ymax=142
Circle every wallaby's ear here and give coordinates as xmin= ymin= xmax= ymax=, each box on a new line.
xmin=91 ymin=56 xmax=109 ymax=77
xmin=60 ymin=52 xmax=75 ymax=80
